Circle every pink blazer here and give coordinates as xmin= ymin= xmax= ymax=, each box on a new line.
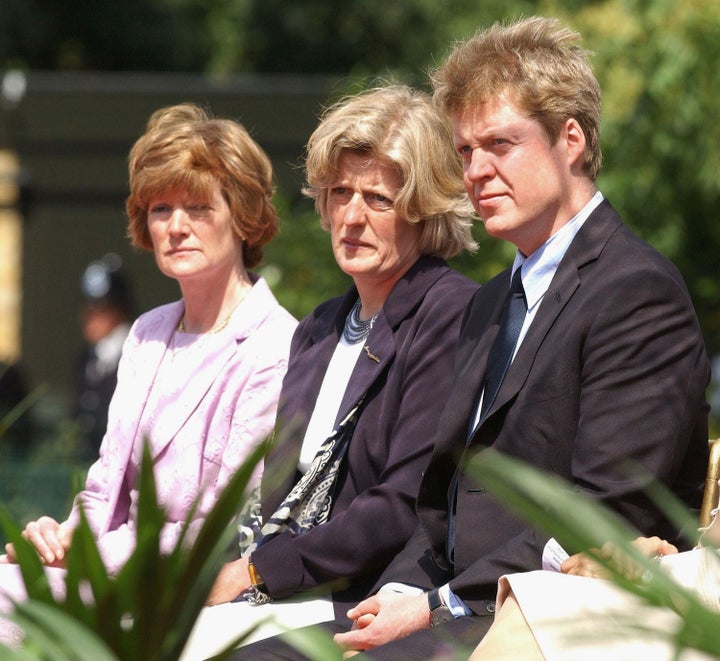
xmin=66 ymin=277 xmax=296 ymax=573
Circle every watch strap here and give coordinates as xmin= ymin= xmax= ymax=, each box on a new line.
xmin=428 ymin=587 xmax=454 ymax=627
xmin=427 ymin=587 xmax=443 ymax=611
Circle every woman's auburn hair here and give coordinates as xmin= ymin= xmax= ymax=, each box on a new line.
xmin=125 ymin=103 xmax=278 ymax=269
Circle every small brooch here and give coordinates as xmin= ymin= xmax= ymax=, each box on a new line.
xmin=364 ymin=346 xmax=380 ymax=363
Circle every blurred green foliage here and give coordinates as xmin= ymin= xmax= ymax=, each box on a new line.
xmin=1 ymin=0 xmax=718 ymax=342
xmin=261 ymin=196 xmax=350 ymax=320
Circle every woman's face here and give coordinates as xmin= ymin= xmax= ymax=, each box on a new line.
xmin=327 ymin=152 xmax=421 ymax=297
xmin=147 ymin=182 xmax=243 ymax=286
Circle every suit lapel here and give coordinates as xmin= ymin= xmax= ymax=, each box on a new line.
xmin=492 ymin=263 xmax=579 ymax=413
xmin=118 ymin=303 xmax=180 ymax=451
xmin=469 ymin=202 xmax=622 ymax=434
xmin=276 ymin=255 xmax=453 ymax=473
xmin=266 ymin=292 xmax=352 ymax=510
xmin=147 ymin=278 xmax=283 ymax=457
xmin=445 ymin=272 xmax=510 ymax=433
xmin=280 ymin=292 xmax=354 ymax=436
xmin=333 ymin=256 xmax=450 ymax=424
xmin=146 ymin=333 xmax=239 ymax=457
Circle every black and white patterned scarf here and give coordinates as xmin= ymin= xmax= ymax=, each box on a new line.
xmin=238 ymin=395 xmax=365 ymax=560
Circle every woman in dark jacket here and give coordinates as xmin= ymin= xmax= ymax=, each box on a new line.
xmin=183 ymin=84 xmax=480 ymax=659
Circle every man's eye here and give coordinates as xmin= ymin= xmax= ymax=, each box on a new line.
xmin=491 ymin=138 xmax=512 ymax=149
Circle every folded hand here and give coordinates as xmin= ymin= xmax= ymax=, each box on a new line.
xmin=334 ymin=591 xmax=430 ymax=653
xmin=5 ymin=516 xmax=72 ymax=568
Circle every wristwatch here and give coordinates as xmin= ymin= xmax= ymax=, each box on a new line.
xmin=427 ymin=588 xmax=454 ymax=627
xmin=247 ymin=558 xmax=267 ymax=593
xmin=246 ymin=557 xmax=270 ymax=604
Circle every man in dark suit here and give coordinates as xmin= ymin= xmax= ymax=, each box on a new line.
xmin=330 ymin=16 xmax=711 ymax=658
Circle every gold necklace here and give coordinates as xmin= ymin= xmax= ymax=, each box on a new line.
xmin=177 ymin=288 xmax=250 ymax=334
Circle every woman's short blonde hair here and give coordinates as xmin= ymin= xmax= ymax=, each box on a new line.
xmin=126 ymin=103 xmax=278 ymax=268
xmin=303 ymin=84 xmax=476 ymax=259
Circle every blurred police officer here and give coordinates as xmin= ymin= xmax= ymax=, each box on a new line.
xmin=75 ymin=254 xmax=134 ymax=459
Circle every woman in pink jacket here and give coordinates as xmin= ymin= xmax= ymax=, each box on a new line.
xmin=0 ymin=103 xmax=296 ymax=643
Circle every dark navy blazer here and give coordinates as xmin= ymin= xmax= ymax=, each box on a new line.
xmin=253 ymin=255 xmax=479 ymax=613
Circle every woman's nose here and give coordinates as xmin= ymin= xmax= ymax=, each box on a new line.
xmin=342 ymin=194 xmax=365 ymax=226
xmin=168 ymin=208 xmax=189 ymax=233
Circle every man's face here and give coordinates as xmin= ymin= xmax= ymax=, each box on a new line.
xmin=453 ymin=94 xmax=578 ymax=256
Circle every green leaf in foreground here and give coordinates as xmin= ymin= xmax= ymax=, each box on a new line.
xmin=0 ymin=435 xmax=342 ymax=660
xmin=468 ymin=448 xmax=720 ymax=658
xmin=11 ymin=600 xmax=118 ymax=661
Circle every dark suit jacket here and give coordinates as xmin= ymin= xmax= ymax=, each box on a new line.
xmin=377 ymin=201 xmax=710 ymax=614
xmin=252 ymin=255 xmax=479 ymax=613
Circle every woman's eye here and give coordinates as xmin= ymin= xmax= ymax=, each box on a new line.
xmin=365 ymin=193 xmax=394 ymax=210
xmin=186 ymin=204 xmax=213 ymax=219
xmin=373 ymin=192 xmax=394 ymax=204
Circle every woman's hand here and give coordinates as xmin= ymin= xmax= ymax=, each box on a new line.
xmin=205 ymin=557 xmax=252 ymax=606
xmin=561 ymin=536 xmax=678 ymax=579
xmin=4 ymin=516 xmax=72 ymax=568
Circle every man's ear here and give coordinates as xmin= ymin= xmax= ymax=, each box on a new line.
xmin=563 ymin=118 xmax=587 ymax=171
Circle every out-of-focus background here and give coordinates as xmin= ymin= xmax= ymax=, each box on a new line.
xmin=0 ymin=0 xmax=718 ymax=541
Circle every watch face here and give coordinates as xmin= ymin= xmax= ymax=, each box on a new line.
xmin=431 ymin=606 xmax=454 ymax=627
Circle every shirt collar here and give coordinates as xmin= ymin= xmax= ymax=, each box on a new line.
xmin=512 ymin=191 xmax=604 ymax=312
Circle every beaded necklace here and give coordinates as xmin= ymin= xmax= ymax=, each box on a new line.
xmin=342 ymin=298 xmax=379 ymax=344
